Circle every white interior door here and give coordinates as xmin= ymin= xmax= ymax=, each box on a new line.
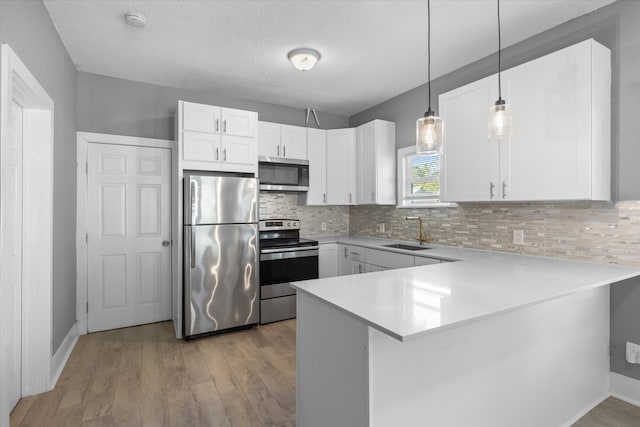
xmin=87 ymin=143 xmax=171 ymax=332
xmin=1 ymin=101 xmax=24 ymax=410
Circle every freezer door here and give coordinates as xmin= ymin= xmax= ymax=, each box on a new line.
xmin=184 ymin=174 xmax=258 ymax=225
xmin=184 ymin=223 xmax=259 ymax=336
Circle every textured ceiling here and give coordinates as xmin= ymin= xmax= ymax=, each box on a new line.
xmin=43 ymin=0 xmax=615 ymax=116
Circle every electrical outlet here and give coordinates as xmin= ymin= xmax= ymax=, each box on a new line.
xmin=321 ymin=222 xmax=327 ymax=231
xmin=626 ymin=341 xmax=640 ymax=364
xmin=513 ymin=229 xmax=524 ymax=245
xmin=379 ymin=223 xmax=385 ymax=233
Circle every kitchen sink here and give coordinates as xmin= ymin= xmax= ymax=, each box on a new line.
xmin=382 ymin=243 xmax=432 ymax=251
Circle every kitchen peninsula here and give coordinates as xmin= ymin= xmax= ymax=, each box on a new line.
xmin=292 ymin=242 xmax=640 ymax=427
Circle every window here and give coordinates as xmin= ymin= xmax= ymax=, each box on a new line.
xmin=397 ymin=146 xmax=452 ymax=208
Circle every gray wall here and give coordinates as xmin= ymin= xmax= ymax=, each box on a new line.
xmin=0 ymin=0 xmax=78 ymax=353
xmin=349 ymin=0 xmax=640 ymax=381
xmin=349 ymin=0 xmax=640 ymax=202
xmin=611 ymin=277 xmax=640 ymax=379
xmin=77 ymin=72 xmax=348 ymax=141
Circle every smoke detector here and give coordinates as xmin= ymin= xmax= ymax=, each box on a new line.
xmin=124 ymin=12 xmax=147 ymax=28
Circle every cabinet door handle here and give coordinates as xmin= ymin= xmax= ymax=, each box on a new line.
xmin=215 ymin=118 xmax=219 ymax=132
xmin=283 ymin=146 xmax=286 ymax=157
xmin=489 ymin=182 xmax=495 ymax=199
xmin=323 ymin=193 xmax=326 ymax=204
xmin=223 ymin=148 xmax=227 ymax=161
xmin=215 ymin=147 xmax=219 ymax=161
xmin=371 ymin=191 xmax=375 ymax=201
xmin=358 ymin=264 xmax=363 ymax=274
xmin=349 ymin=193 xmax=352 ymax=203
xmin=223 ymin=120 xmax=227 ymax=133
xmin=277 ymin=145 xmax=280 ymax=156
xmin=502 ymin=181 xmax=507 ymax=199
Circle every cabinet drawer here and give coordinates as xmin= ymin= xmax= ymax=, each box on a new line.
xmin=365 ymin=248 xmax=414 ymax=269
xmin=414 ymin=256 xmax=440 ymax=266
xmin=347 ymin=245 xmax=365 ymax=262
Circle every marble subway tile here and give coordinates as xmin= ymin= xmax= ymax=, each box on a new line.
xmin=349 ymin=200 xmax=640 ymax=267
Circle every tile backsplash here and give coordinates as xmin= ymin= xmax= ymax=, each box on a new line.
xmin=260 ymin=194 xmax=640 ymax=268
xmin=350 ymin=201 xmax=640 ymax=267
xmin=259 ymin=193 xmax=349 ymax=237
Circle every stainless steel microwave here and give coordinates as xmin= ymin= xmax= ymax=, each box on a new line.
xmin=258 ymin=157 xmax=309 ymax=192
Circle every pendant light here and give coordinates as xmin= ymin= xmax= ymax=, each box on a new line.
xmin=416 ymin=0 xmax=443 ymax=154
xmin=488 ymin=0 xmax=513 ymax=139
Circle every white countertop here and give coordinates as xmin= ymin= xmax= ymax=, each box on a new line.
xmin=292 ymin=236 xmax=640 ymax=342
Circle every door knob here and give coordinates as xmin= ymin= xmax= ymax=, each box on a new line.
xmin=162 ymin=240 xmax=170 ymax=247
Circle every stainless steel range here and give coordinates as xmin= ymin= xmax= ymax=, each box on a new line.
xmin=259 ymin=219 xmax=319 ymax=324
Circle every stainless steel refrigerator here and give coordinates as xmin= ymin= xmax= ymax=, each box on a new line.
xmin=183 ymin=173 xmax=259 ymax=338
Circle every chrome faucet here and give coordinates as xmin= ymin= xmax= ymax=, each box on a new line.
xmin=405 ymin=216 xmax=428 ymax=245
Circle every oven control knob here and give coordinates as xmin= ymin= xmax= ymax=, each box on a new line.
xmin=287 ymin=221 xmax=291 ymax=226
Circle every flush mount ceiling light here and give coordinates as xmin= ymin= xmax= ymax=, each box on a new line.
xmin=124 ymin=11 xmax=147 ymax=28
xmin=488 ymin=0 xmax=513 ymax=139
xmin=416 ymin=0 xmax=443 ymax=154
xmin=288 ymin=48 xmax=321 ymax=71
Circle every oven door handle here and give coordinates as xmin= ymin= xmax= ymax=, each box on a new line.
xmin=260 ymin=246 xmax=319 ymax=254
xmin=260 ymin=248 xmax=319 ymax=261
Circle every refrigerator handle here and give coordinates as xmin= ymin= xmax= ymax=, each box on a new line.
xmin=190 ymin=228 xmax=196 ymax=269
xmin=189 ymin=180 xmax=196 ymax=223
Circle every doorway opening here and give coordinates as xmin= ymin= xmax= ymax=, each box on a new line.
xmin=0 ymin=43 xmax=54 ymax=421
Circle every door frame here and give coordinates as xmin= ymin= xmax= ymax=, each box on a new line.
xmin=76 ymin=132 xmax=175 ymax=335
xmin=0 ymin=43 xmax=54 ymax=419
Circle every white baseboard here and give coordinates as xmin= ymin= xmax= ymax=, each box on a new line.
xmin=49 ymin=321 xmax=78 ymax=389
xmin=610 ymin=372 xmax=640 ymax=407
xmin=559 ymin=393 xmax=609 ymax=427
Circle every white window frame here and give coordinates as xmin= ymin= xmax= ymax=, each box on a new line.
xmin=396 ymin=146 xmax=456 ymax=208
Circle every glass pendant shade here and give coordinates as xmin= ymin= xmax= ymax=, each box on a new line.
xmin=488 ymin=99 xmax=513 ymax=139
xmin=416 ymin=112 xmax=444 ymax=154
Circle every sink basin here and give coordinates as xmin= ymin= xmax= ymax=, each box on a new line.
xmin=382 ymin=243 xmax=432 ymax=251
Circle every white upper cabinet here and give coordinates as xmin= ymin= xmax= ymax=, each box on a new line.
xmin=440 ymin=39 xmax=610 ymax=202
xmin=258 ymin=121 xmax=281 ymax=157
xmin=178 ymin=101 xmax=257 ymax=174
xmin=326 ymin=128 xmax=356 ymax=205
xmin=440 ymin=75 xmax=500 ymax=202
xmin=280 ymin=125 xmax=308 ymax=159
xmin=183 ymin=102 xmax=221 ymax=133
xmin=355 ymin=119 xmax=396 ymax=205
xmin=258 ymin=121 xmax=308 ymax=160
xmin=222 ymin=107 xmax=256 ymax=138
xmin=505 ymin=40 xmax=610 ymax=201
xmin=307 ymin=128 xmax=327 ymax=205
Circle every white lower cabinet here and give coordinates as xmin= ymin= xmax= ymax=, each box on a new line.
xmin=328 ymin=243 xmax=447 ymax=278
xmin=364 ymin=264 xmax=385 ymax=273
xmin=319 ymin=244 xmax=338 ymax=278
xmin=364 ymin=248 xmax=414 ymax=270
xmin=337 ymin=244 xmax=349 ymax=276
xmin=348 ymin=260 xmax=365 ymax=275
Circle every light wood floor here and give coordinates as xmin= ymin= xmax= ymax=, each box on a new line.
xmin=10 ymin=320 xmax=640 ymax=426
xmin=11 ymin=320 xmax=297 ymax=427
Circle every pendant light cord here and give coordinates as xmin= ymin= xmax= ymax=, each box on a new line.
xmin=497 ymin=0 xmax=502 ymax=100
xmin=427 ymin=0 xmax=432 ymax=112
